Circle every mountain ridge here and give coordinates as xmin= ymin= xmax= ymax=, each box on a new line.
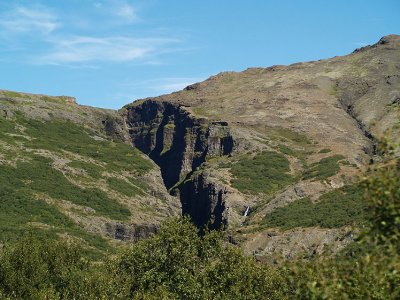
xmin=1 ymin=34 xmax=399 ymax=258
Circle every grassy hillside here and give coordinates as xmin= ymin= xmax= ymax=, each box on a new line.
xmin=0 ymin=91 xmax=177 ymax=256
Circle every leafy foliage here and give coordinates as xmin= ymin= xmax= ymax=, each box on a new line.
xmin=19 ymin=117 xmax=153 ymax=175
xmin=0 ymin=235 xmax=90 ymax=299
xmin=286 ymin=247 xmax=400 ymax=299
xmin=0 ymin=113 xmax=156 ymax=252
xmin=230 ymin=151 xmax=294 ymax=194
xmin=303 ymin=154 xmax=345 ymax=180
xmin=0 ymin=177 xmax=399 ymax=300
xmin=0 ymin=157 xmax=112 ymax=255
xmin=106 ymin=177 xmax=146 ymax=197
xmin=0 ymin=218 xmax=288 ymax=299
xmin=318 ymin=148 xmax=331 ymax=153
xmin=364 ymin=160 xmax=400 ymax=248
xmin=0 ymin=155 xmax=131 ymax=221
xmin=284 ymin=158 xmax=400 ymax=299
xmin=261 ymin=184 xmax=366 ymax=229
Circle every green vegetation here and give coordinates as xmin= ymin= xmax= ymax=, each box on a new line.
xmin=261 ymin=184 xmax=366 ymax=229
xmin=39 ymin=95 xmax=72 ymax=104
xmin=1 ymin=91 xmax=23 ymax=98
xmin=0 ymin=218 xmax=288 ymax=299
xmin=277 ymin=144 xmax=295 ymax=156
xmin=365 ymin=160 xmax=400 ymax=247
xmin=0 ymin=156 xmax=398 ymax=298
xmin=67 ymin=160 xmax=104 ymax=178
xmin=318 ymin=148 xmax=331 ymax=153
xmin=274 ymin=127 xmax=311 ymax=145
xmin=0 ymin=168 xmax=399 ymax=300
xmin=1 ymin=155 xmax=131 ymax=221
xmin=19 ymin=117 xmax=153 ymax=174
xmin=107 ymin=177 xmax=145 ymax=197
xmin=0 ymin=155 xmax=123 ymax=256
xmin=0 ymin=112 xmax=156 ymax=254
xmin=0 ymin=116 xmax=18 ymax=139
xmin=286 ymin=158 xmax=400 ymax=299
xmin=230 ymin=151 xmax=295 ymax=194
xmin=303 ymin=154 xmax=345 ymax=180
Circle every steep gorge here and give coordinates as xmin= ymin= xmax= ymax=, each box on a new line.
xmin=123 ymin=100 xmax=235 ymax=229
xmin=106 ymin=35 xmax=400 ymax=258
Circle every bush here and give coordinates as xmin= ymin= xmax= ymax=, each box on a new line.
xmin=230 ymin=151 xmax=294 ymax=194
xmin=0 ymin=218 xmax=289 ymax=299
xmin=0 ymin=234 xmax=90 ymax=299
xmin=364 ymin=160 xmax=400 ymax=247
xmin=284 ymin=156 xmax=400 ymax=299
xmin=261 ymin=184 xmax=366 ymax=229
xmin=112 ymin=217 xmax=287 ymax=299
xmin=303 ymin=155 xmax=345 ymax=180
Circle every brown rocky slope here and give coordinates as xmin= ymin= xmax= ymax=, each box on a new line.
xmin=118 ymin=34 xmax=400 ymax=258
xmin=1 ymin=35 xmax=399 ymax=259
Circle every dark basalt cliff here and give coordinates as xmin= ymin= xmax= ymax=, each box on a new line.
xmin=123 ymin=100 xmax=235 ymax=228
xmin=179 ymin=172 xmax=228 ymax=229
xmin=105 ymin=35 xmax=400 ymax=258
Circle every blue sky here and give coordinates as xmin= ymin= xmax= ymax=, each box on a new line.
xmin=0 ymin=0 xmax=399 ymax=109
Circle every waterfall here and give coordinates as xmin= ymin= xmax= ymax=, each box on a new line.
xmin=243 ymin=206 xmax=250 ymax=217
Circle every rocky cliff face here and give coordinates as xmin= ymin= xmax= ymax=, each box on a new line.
xmin=124 ymin=101 xmax=235 ymax=187
xmin=123 ymin=100 xmax=236 ymax=228
xmin=1 ymin=35 xmax=399 ymax=259
xmin=120 ymin=35 xmax=400 ymax=258
xmin=179 ymin=172 xmax=228 ymax=230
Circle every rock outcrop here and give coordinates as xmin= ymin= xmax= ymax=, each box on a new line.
xmin=123 ymin=100 xmax=236 ymax=228
xmin=119 ymin=35 xmax=400 ymax=258
xmin=124 ymin=100 xmax=235 ymax=188
xmin=106 ymin=222 xmax=159 ymax=242
xmin=179 ymin=172 xmax=228 ymax=230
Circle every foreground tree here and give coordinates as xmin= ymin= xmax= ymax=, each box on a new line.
xmin=0 ymin=154 xmax=399 ymax=299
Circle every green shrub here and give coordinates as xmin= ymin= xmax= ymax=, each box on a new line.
xmin=107 ymin=177 xmax=146 ymax=197
xmin=230 ymin=151 xmax=294 ymax=194
xmin=111 ymin=217 xmax=287 ymax=299
xmin=274 ymin=128 xmax=311 ymax=145
xmin=0 ymin=218 xmax=289 ymax=299
xmin=1 ymin=91 xmax=22 ymax=98
xmin=67 ymin=160 xmax=104 ymax=178
xmin=0 ymin=158 xmax=113 ymax=254
xmin=282 ymin=156 xmax=400 ymax=299
xmin=364 ymin=160 xmax=400 ymax=248
xmin=0 ymin=234 xmax=90 ymax=299
xmin=303 ymin=155 xmax=345 ymax=180
xmin=286 ymin=247 xmax=400 ymax=299
xmin=318 ymin=148 xmax=331 ymax=153
xmin=0 ymin=155 xmax=131 ymax=221
xmin=261 ymin=184 xmax=366 ymax=229
xmin=19 ymin=117 xmax=153 ymax=175
xmin=277 ymin=144 xmax=295 ymax=156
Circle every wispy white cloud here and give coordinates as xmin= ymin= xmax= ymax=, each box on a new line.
xmin=113 ymin=1 xmax=137 ymax=23
xmin=94 ymin=0 xmax=138 ymax=23
xmin=0 ymin=2 xmax=186 ymax=68
xmin=0 ymin=5 xmax=59 ymax=35
xmin=34 ymin=36 xmax=180 ymax=65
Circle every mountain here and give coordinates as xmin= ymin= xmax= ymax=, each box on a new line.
xmin=1 ymin=34 xmax=399 ymax=258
